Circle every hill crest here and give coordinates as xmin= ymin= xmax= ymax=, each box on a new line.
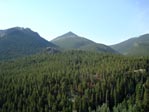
xmin=51 ymin=32 xmax=117 ymax=53
xmin=111 ymin=33 xmax=149 ymax=55
xmin=0 ymin=27 xmax=57 ymax=60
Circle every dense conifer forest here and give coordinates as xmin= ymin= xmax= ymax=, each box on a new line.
xmin=0 ymin=51 xmax=149 ymax=112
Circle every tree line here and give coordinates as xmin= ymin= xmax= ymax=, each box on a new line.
xmin=0 ymin=51 xmax=148 ymax=112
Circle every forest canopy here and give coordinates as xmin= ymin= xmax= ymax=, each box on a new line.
xmin=0 ymin=51 xmax=149 ymax=112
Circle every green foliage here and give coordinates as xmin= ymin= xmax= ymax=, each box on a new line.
xmin=0 ymin=51 xmax=148 ymax=112
xmin=143 ymin=78 xmax=149 ymax=111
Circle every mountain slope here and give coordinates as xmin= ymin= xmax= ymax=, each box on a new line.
xmin=111 ymin=34 xmax=149 ymax=55
xmin=0 ymin=27 xmax=57 ymax=60
xmin=51 ymin=31 xmax=117 ymax=53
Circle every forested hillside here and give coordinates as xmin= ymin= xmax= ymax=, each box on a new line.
xmin=0 ymin=27 xmax=57 ymax=60
xmin=111 ymin=34 xmax=149 ymax=56
xmin=0 ymin=51 xmax=149 ymax=112
xmin=51 ymin=32 xmax=117 ymax=54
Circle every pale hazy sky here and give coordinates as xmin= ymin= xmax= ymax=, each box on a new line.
xmin=0 ymin=0 xmax=149 ymax=45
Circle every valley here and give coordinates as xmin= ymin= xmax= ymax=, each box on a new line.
xmin=0 ymin=27 xmax=149 ymax=112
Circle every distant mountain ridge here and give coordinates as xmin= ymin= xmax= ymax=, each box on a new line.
xmin=0 ymin=27 xmax=149 ymax=60
xmin=51 ymin=31 xmax=117 ymax=53
xmin=111 ymin=34 xmax=149 ymax=55
xmin=0 ymin=27 xmax=57 ymax=60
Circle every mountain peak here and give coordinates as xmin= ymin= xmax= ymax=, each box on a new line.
xmin=7 ymin=27 xmax=32 ymax=32
xmin=13 ymin=27 xmax=25 ymax=30
xmin=0 ymin=27 xmax=57 ymax=60
xmin=62 ymin=31 xmax=78 ymax=38
xmin=51 ymin=31 xmax=117 ymax=54
xmin=66 ymin=31 xmax=77 ymax=35
xmin=52 ymin=31 xmax=79 ymax=41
